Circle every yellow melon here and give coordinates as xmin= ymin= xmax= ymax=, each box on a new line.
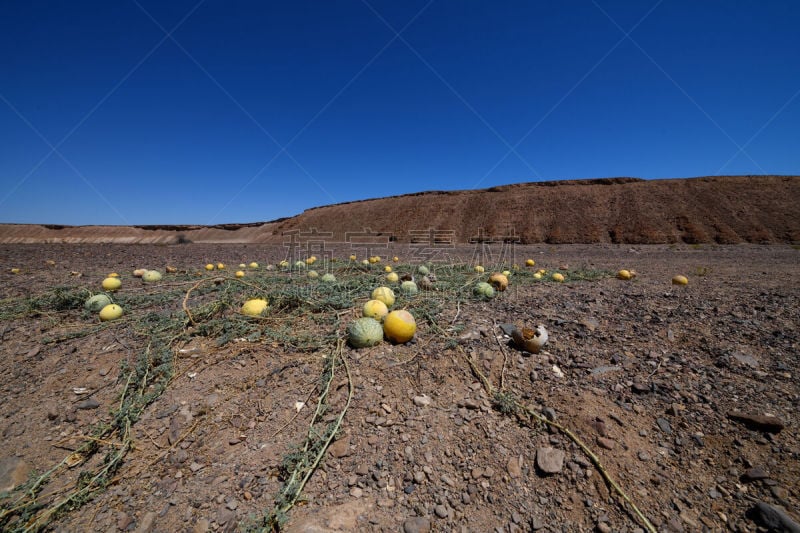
xmin=99 ymin=304 xmax=123 ymax=321
xmin=383 ymin=310 xmax=416 ymax=344
xmin=363 ymin=299 xmax=389 ymax=320
xmin=102 ymin=277 xmax=122 ymax=291
xmin=371 ymin=286 xmax=396 ymax=307
xmin=241 ymin=298 xmax=269 ymax=317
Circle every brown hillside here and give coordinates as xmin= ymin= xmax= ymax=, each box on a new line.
xmin=1 ymin=175 xmax=798 ymax=244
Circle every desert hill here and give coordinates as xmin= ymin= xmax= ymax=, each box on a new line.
xmin=1 ymin=175 xmax=798 ymax=245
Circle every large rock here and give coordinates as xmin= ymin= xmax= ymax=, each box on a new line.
xmin=0 ymin=457 xmax=31 ymax=492
xmin=328 ymin=435 xmax=351 ymax=458
xmin=535 ymin=447 xmax=565 ymax=475
xmin=403 ymin=517 xmax=431 ymax=533
xmin=290 ymin=500 xmax=373 ymax=532
xmin=747 ymin=502 xmax=800 ymax=532
xmin=507 ymin=456 xmax=522 ymax=478
xmin=728 ymin=412 xmax=785 ymax=434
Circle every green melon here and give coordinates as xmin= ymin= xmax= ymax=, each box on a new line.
xmin=321 ymin=273 xmax=336 ymax=283
xmin=347 ymin=317 xmax=384 ymax=348
xmin=473 ymin=281 xmax=495 ymax=299
xmin=85 ymin=294 xmax=112 ymax=312
xmin=400 ymin=280 xmax=418 ymax=296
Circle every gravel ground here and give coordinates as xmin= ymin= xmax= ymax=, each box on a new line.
xmin=0 ymin=243 xmax=798 ymax=533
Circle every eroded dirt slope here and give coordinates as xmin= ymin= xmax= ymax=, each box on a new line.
xmin=1 ymin=175 xmax=799 ymax=245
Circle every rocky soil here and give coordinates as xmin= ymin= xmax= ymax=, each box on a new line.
xmin=1 ymin=243 xmax=798 ymax=533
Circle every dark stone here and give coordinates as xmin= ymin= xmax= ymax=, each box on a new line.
xmin=656 ymin=417 xmax=672 ymax=435
xmin=747 ymin=502 xmax=800 ymax=532
xmin=168 ymin=417 xmax=182 ymax=445
xmin=728 ymin=412 xmax=785 ymax=434
xmin=75 ymin=398 xmax=100 ymax=410
xmin=741 ymin=467 xmax=770 ymax=482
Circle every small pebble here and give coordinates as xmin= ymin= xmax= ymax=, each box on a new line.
xmin=75 ymin=398 xmax=100 ymax=410
xmin=413 ymin=395 xmax=432 ymax=407
xmin=596 ymin=437 xmax=615 ymax=450
xmin=134 ymin=511 xmax=157 ymax=533
xmin=656 ymin=417 xmax=672 ymax=435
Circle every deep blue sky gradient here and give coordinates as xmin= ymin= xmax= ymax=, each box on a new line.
xmin=1 ymin=1 xmax=798 ymax=225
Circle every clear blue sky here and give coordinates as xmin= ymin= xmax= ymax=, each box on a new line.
xmin=1 ymin=1 xmax=798 ymax=225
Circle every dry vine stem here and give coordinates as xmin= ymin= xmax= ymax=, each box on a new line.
xmin=267 ymin=339 xmax=354 ymax=530
xmin=22 ymin=420 xmax=133 ymax=533
xmin=182 ymin=276 xmax=268 ymax=326
xmin=182 ymin=276 xmax=224 ymax=326
xmin=462 ymin=349 xmax=657 ymax=533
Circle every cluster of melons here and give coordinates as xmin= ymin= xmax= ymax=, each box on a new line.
xmin=347 ymin=286 xmax=416 ymax=348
